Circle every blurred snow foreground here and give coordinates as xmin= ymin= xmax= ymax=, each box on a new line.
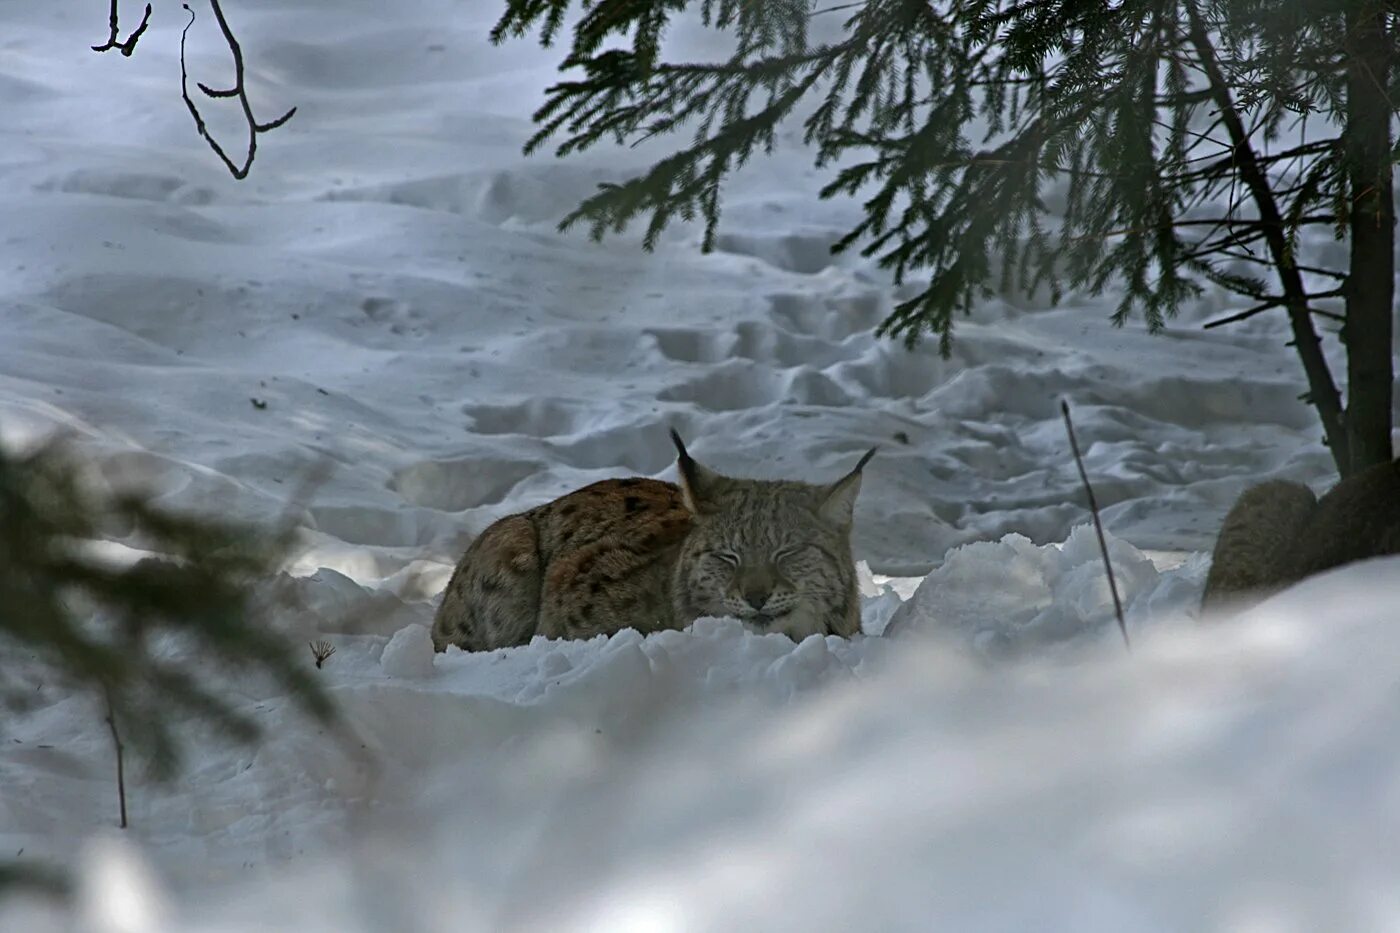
xmin=11 ymin=542 xmax=1400 ymax=932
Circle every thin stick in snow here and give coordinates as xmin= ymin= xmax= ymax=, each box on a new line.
xmin=1060 ymin=400 xmax=1130 ymax=651
xmin=103 ymin=688 xmax=129 ymax=829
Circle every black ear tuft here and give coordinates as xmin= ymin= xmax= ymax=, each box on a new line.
xmin=670 ymin=429 xmax=699 ymax=490
xmin=819 ymin=446 xmax=876 ymax=527
xmin=670 ymin=429 xmax=715 ymax=514
xmin=669 ymin=428 xmax=691 ymax=463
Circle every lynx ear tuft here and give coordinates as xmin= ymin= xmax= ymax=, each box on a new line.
xmin=671 ymin=429 xmax=720 ymax=515
xmin=669 ymin=428 xmax=690 ymax=462
xmin=851 ymin=447 xmax=877 ymax=475
xmin=820 ymin=447 xmax=876 ymax=527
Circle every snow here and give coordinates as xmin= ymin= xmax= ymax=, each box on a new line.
xmin=0 ymin=1 xmax=1396 ymax=930
xmin=379 ymin=625 xmax=435 ymax=680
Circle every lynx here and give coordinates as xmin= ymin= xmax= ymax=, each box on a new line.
xmin=1200 ymin=457 xmax=1400 ymax=612
xmin=432 ymin=431 xmax=875 ymax=651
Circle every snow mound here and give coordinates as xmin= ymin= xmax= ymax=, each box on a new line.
xmin=7 ymin=557 xmax=1396 ymax=932
xmin=889 ymin=523 xmax=1194 ymax=653
xmin=380 ymin=624 xmax=436 ymax=679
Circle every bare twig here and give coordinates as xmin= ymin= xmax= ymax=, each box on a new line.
xmin=1061 ymin=401 xmax=1130 ymax=651
xmin=102 ymin=687 xmax=129 ymax=829
xmin=92 ymin=1 xmax=294 ymax=179
xmin=1203 ymin=299 xmax=1345 ymax=330
xmin=180 ymin=1 xmax=296 ymax=179
xmin=1202 ymin=299 xmax=1286 ymax=329
xmin=811 ymin=1 xmax=866 ymax=15
xmin=92 ymin=0 xmax=152 ymax=56
xmin=309 ymin=641 xmax=336 ymax=669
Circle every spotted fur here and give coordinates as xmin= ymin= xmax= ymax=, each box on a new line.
xmin=432 ymin=433 xmax=874 ymax=651
xmin=1201 ymin=458 xmax=1400 ymax=612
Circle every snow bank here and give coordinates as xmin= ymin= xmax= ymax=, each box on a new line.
xmin=887 ymin=525 xmax=1206 ymax=653
xmin=7 ymin=556 xmax=1398 ymax=932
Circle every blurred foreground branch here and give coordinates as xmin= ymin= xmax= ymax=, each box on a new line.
xmin=0 ymin=439 xmax=334 ymax=818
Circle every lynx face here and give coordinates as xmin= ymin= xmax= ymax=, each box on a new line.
xmin=671 ymin=433 xmax=873 ymax=640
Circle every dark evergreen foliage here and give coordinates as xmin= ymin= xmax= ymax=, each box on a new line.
xmin=0 ymin=441 xmax=334 ymax=778
xmin=494 ymin=0 xmax=1396 ymax=474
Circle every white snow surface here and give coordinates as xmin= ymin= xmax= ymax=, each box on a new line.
xmin=1 ymin=1 xmax=1397 ymax=930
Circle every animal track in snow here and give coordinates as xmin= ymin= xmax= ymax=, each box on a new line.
xmin=308 ymin=503 xmax=453 ymax=548
xmin=359 ymin=296 xmax=426 ymax=337
xmin=319 ymin=164 xmax=613 ymax=226
xmin=827 ymin=345 xmax=952 ymax=401
xmin=657 ymin=361 xmax=854 ymax=411
xmin=767 ymin=290 xmax=886 ymax=340
xmin=390 ymin=456 xmax=541 ymax=511
xmin=473 ymin=166 xmax=618 ymax=226
xmin=656 ymin=363 xmax=786 ymax=411
xmin=711 ymin=230 xmax=844 ymax=275
xmin=645 ymin=321 xmax=858 ymax=370
xmin=498 ymin=326 xmax=650 ymax=373
xmin=36 ymin=169 xmax=216 ymax=206
xmin=643 ymin=327 xmax=735 ymax=365
xmin=463 ymin=398 xmax=591 ymax=438
xmin=546 ymin=422 xmax=680 ymax=474
xmin=731 ymin=320 xmax=857 ymax=369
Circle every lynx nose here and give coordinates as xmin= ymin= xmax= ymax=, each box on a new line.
xmin=742 ymin=587 xmax=770 ymax=611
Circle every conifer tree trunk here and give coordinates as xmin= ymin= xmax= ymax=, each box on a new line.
xmin=1184 ymin=1 xmax=1350 ymax=469
xmin=1342 ymin=1 xmax=1395 ymax=475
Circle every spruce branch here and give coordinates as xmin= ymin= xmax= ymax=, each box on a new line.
xmin=495 ymin=0 xmax=1395 ymax=471
xmin=0 ymin=440 xmax=336 ymax=782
